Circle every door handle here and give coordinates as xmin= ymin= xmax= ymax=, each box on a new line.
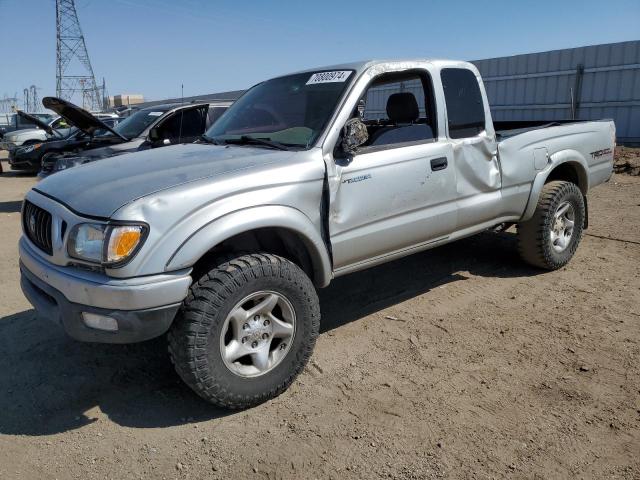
xmin=430 ymin=157 xmax=448 ymax=171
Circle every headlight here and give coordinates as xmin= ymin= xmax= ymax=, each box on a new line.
xmin=21 ymin=143 xmax=42 ymax=153
xmin=54 ymin=156 xmax=85 ymax=171
xmin=67 ymin=223 xmax=105 ymax=262
xmin=67 ymin=223 xmax=147 ymax=266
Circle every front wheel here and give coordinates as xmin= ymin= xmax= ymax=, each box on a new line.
xmin=168 ymin=253 xmax=320 ymax=408
xmin=517 ymin=180 xmax=585 ymax=270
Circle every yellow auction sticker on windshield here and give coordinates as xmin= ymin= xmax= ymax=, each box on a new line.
xmin=306 ymin=71 xmax=351 ymax=85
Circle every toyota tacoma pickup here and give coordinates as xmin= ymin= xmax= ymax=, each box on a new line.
xmin=19 ymin=59 xmax=615 ymax=408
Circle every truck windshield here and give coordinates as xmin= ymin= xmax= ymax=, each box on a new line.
xmin=206 ymin=70 xmax=354 ymax=148
xmin=113 ymin=108 xmax=169 ymax=139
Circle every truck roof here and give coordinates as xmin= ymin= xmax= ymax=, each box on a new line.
xmin=290 ymin=59 xmax=478 ymax=76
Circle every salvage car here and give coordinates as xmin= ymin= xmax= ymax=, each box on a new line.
xmin=0 ymin=112 xmax=70 ymax=150
xmin=0 ymin=112 xmax=53 ymax=143
xmin=7 ymin=117 xmax=122 ymax=173
xmin=1 ymin=111 xmax=119 ymax=151
xmin=37 ymin=97 xmax=232 ymax=177
xmin=19 ymin=59 xmax=615 ymax=408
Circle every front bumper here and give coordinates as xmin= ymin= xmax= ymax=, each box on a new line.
xmin=19 ymin=239 xmax=192 ymax=343
xmin=8 ymin=150 xmax=39 ymax=171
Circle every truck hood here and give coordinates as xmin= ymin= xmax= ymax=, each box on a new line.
xmin=34 ymin=143 xmax=296 ymax=218
xmin=16 ymin=110 xmax=54 ymax=135
xmin=42 ymin=97 xmax=127 ymax=141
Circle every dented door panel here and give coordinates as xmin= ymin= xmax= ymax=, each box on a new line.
xmin=453 ymin=133 xmax=502 ymax=229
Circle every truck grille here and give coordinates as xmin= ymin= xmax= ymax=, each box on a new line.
xmin=23 ymin=200 xmax=53 ymax=255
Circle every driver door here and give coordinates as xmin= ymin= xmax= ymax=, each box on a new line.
xmin=329 ymin=70 xmax=457 ymax=271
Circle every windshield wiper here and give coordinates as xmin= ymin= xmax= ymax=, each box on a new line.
xmin=222 ymin=135 xmax=290 ymax=151
xmin=199 ymin=134 xmax=225 ymax=145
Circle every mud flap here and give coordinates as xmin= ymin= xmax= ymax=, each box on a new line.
xmin=583 ymin=195 xmax=588 ymax=229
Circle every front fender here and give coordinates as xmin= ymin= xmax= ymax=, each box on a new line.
xmin=165 ymin=205 xmax=333 ymax=287
xmin=521 ymin=149 xmax=589 ymax=222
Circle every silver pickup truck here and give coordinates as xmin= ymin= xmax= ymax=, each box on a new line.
xmin=19 ymin=59 xmax=615 ymax=408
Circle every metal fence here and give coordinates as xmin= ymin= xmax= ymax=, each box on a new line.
xmin=140 ymin=41 xmax=640 ymax=144
xmin=363 ymin=78 xmax=426 ymax=120
xmin=472 ymin=40 xmax=640 ymax=145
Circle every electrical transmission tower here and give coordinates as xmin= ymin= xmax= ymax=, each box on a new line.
xmin=23 ymin=88 xmax=30 ymax=111
xmin=22 ymin=85 xmax=40 ymax=112
xmin=0 ymin=94 xmax=18 ymax=113
xmin=30 ymin=85 xmax=39 ymax=112
xmin=56 ymin=0 xmax=103 ymax=111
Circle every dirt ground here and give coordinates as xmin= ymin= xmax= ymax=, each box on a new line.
xmin=614 ymin=147 xmax=640 ymax=176
xmin=0 ymin=150 xmax=638 ymax=480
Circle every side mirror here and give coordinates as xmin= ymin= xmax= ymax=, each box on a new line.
xmin=148 ymin=128 xmax=160 ymax=142
xmin=341 ymin=118 xmax=368 ymax=155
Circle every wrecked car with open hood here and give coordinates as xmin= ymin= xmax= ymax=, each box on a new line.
xmin=7 ymin=115 xmax=121 ymax=173
xmin=0 ymin=110 xmax=76 ymax=153
xmin=36 ymin=97 xmax=231 ymax=177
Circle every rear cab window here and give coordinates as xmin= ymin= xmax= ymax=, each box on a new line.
xmin=440 ymin=68 xmax=485 ymax=139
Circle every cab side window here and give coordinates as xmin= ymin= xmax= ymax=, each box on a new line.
xmin=357 ymin=71 xmax=437 ymax=149
xmin=440 ymin=68 xmax=485 ymax=139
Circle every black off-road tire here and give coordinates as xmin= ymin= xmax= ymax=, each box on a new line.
xmin=168 ymin=253 xmax=320 ymax=409
xmin=517 ymin=180 xmax=585 ymax=270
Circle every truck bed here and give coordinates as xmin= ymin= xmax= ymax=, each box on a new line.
xmin=494 ymin=119 xmax=596 ymax=141
xmin=496 ymin=118 xmax=615 ymax=218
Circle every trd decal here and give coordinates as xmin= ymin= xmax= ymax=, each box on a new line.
xmin=342 ymin=174 xmax=372 ymax=184
xmin=590 ymin=148 xmax=613 ymax=159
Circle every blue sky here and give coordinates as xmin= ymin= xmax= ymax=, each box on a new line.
xmin=1 ymin=0 xmax=639 ymax=105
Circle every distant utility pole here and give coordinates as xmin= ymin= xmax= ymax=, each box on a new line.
xmin=56 ymin=0 xmax=103 ymax=111
xmin=101 ymin=77 xmax=108 ymax=110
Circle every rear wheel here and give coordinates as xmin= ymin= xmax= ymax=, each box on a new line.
xmin=517 ymin=180 xmax=585 ymax=270
xmin=168 ymin=253 xmax=320 ymax=408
